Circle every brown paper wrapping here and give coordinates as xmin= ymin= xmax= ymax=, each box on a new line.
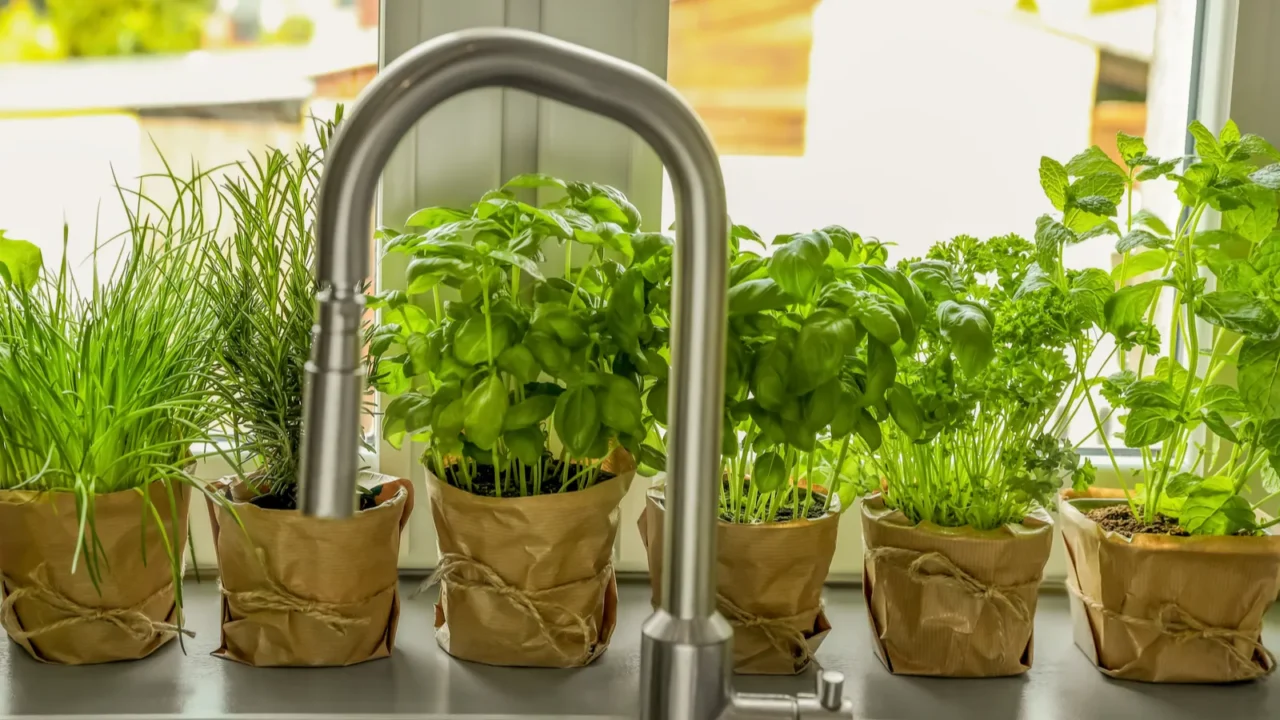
xmin=638 ymin=488 xmax=839 ymax=675
xmin=0 ymin=482 xmax=192 ymax=665
xmin=1060 ymin=487 xmax=1280 ymax=683
xmin=426 ymin=449 xmax=634 ymax=668
xmin=860 ymin=495 xmax=1052 ymax=677
xmin=206 ymin=476 xmax=413 ymax=667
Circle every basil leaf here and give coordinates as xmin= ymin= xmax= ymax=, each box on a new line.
xmin=937 ymin=300 xmax=995 ymax=376
xmin=554 ymin=386 xmax=601 ymax=457
xmin=1239 ymin=337 xmax=1280 ymax=419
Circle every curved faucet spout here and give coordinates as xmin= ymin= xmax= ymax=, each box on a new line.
xmin=299 ymin=29 xmax=728 ymax=625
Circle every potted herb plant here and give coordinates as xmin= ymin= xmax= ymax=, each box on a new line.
xmin=639 ymin=225 xmax=915 ymax=674
xmin=0 ymin=198 xmax=225 ymax=664
xmin=858 ymin=233 xmax=1096 ymax=677
xmin=370 ymin=174 xmax=661 ymax=668
xmin=203 ymin=116 xmax=414 ymax=667
xmin=1042 ymin=122 xmax=1280 ymax=682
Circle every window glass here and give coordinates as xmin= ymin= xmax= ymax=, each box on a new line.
xmin=662 ymin=0 xmax=1198 ymax=452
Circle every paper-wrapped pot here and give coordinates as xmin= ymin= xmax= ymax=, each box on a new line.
xmin=0 ymin=481 xmax=191 ymax=664
xmin=1061 ymin=487 xmax=1280 ymax=683
xmin=638 ymin=486 xmax=838 ymax=675
xmin=426 ymin=449 xmax=634 ymax=668
xmin=207 ymin=476 xmax=413 ymax=667
xmin=860 ymin=494 xmax=1052 ymax=677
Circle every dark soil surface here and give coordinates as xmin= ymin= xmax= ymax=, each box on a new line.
xmin=1087 ymin=504 xmax=1188 ymax=537
xmin=235 ymin=483 xmax=377 ymax=512
xmin=439 ymin=456 xmax=615 ymax=497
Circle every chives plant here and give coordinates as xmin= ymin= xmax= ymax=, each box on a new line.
xmin=0 ymin=168 xmax=228 ymax=598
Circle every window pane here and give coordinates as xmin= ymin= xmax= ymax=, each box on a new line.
xmin=662 ymin=0 xmax=1198 ymax=451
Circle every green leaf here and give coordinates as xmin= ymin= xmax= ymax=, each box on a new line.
xmin=789 ymin=310 xmax=852 ymax=394
xmin=1070 ymin=268 xmax=1113 ymax=326
xmin=1015 ymin=263 xmax=1052 ymax=299
xmin=1111 ymin=249 xmax=1168 ymax=283
xmin=1039 ymin=156 xmax=1068 ymax=210
xmin=606 ymin=270 xmax=645 ymax=352
xmin=505 ymin=426 xmax=546 ymax=465
xmin=463 ymin=375 xmax=509 ymax=450
xmin=728 ymin=278 xmax=791 ymax=315
xmin=822 ymin=225 xmax=857 ymax=260
xmin=646 ymin=380 xmax=669 ymax=425
xmin=1220 ymin=119 xmax=1242 ymax=145
xmin=0 ymin=233 xmax=41 ymax=291
xmin=1198 ymin=290 xmax=1280 ymax=338
xmin=1202 ymin=410 xmax=1239 ymax=443
xmin=863 ymin=337 xmax=897 ymax=406
xmin=1132 ymin=209 xmax=1172 ymax=236
xmin=453 ymin=315 xmax=512 ymax=366
xmin=1034 ymin=215 xmax=1074 ymax=274
xmin=632 ymin=232 xmax=674 ymax=265
xmin=524 ymin=331 xmax=570 ymax=376
xmin=1183 ymin=475 xmax=1254 ymax=536
xmin=937 ymin=300 xmax=995 ymax=376
xmin=599 ymin=374 xmax=643 ymax=435
xmin=1224 ymin=185 xmax=1279 ymax=244
xmin=1072 ymin=459 xmax=1097 ymax=493
xmin=1123 ymin=407 xmax=1178 ymax=447
xmin=503 ymin=173 xmax=567 ymax=190
xmin=1116 ymin=132 xmax=1148 ymax=165
xmin=1068 ymin=172 xmax=1126 ymax=204
xmin=850 ymin=294 xmax=901 ymax=346
xmin=489 ymin=249 xmax=545 ymax=281
xmin=502 ymin=395 xmax=557 ymax=431
xmin=859 ymin=264 xmax=928 ymax=328
xmin=854 ymin=408 xmax=883 ymax=452
xmin=752 ymin=452 xmax=789 ymax=494
xmin=554 ymin=386 xmax=601 ymax=457
xmin=1165 ymin=472 xmax=1201 ymax=499
xmin=1073 ymin=195 xmax=1119 ymax=217
xmin=1239 ymin=336 xmax=1280 ymax=419
xmin=752 ymin=342 xmax=791 ymax=411
xmin=532 ymin=303 xmax=589 ymax=348
xmin=1079 ymin=218 xmax=1122 ymax=241
xmin=1189 ymin=121 xmax=1224 ymax=164
xmin=497 ymin=344 xmax=541 ymax=384
xmin=1137 ymin=160 xmax=1179 ymax=182
xmin=407 ymin=256 xmax=468 ymax=294
xmin=1124 ymin=379 xmax=1180 ymax=411
xmin=1199 ymin=384 xmax=1248 ymax=415
xmin=1117 ymin=229 xmax=1166 ymax=253
xmin=382 ymin=393 xmax=432 ymax=450
xmin=769 ymin=232 xmax=829 ymax=300
xmin=1249 ymin=163 xmax=1280 ymax=191
xmin=1065 ymin=146 xmax=1126 ymax=178
xmin=405 ymin=206 xmax=468 ymax=229
xmin=886 ymin=383 xmax=923 ymax=440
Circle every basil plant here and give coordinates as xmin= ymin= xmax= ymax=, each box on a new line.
xmin=1026 ymin=122 xmax=1280 ymax=535
xmin=370 ymin=175 xmax=671 ymax=497
xmin=697 ymin=225 xmax=915 ymax=524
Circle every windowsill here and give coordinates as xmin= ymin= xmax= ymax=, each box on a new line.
xmin=1 ymin=580 xmax=1275 ymax=718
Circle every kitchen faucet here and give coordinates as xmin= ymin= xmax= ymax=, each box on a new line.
xmin=298 ymin=28 xmax=852 ymax=720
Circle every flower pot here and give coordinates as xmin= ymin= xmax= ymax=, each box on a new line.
xmin=0 ymin=482 xmax=191 ymax=664
xmin=425 ymin=448 xmax=634 ymax=667
xmin=860 ymin=494 xmax=1052 ymax=677
xmin=638 ymin=486 xmax=838 ymax=675
xmin=206 ymin=476 xmax=413 ymax=667
xmin=1060 ymin=487 xmax=1280 ymax=683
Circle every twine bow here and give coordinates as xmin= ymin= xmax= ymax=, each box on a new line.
xmin=0 ymin=566 xmax=192 ymax=643
xmin=716 ymin=594 xmax=822 ymax=670
xmin=420 ymin=553 xmax=612 ymax=665
xmin=865 ymin=546 xmax=1038 ymax=627
xmin=1066 ymin=581 xmax=1277 ymax=679
xmin=222 ymin=549 xmax=394 ymax=634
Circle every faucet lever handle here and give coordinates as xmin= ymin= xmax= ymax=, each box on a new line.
xmin=814 ymin=670 xmax=845 ymax=711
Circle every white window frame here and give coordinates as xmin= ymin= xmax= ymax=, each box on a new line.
xmin=370 ymin=0 xmax=1278 ymax=578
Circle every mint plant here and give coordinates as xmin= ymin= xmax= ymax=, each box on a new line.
xmin=1030 ymin=121 xmax=1280 ymax=535
xmin=370 ymin=175 xmax=669 ymax=496
xmin=706 ymin=225 xmax=914 ymax=523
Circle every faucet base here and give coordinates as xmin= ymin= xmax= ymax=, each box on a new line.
xmin=640 ymin=610 xmax=735 ymax=720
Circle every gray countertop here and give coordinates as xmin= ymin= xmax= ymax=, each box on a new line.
xmin=1 ymin=581 xmax=1275 ymax=720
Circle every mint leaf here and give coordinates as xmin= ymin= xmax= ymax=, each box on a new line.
xmin=1079 ymin=219 xmax=1121 ymax=241
xmin=1034 ymin=215 xmax=1074 ymax=275
xmin=1242 ymin=134 xmax=1280 ymax=162
xmin=1117 ymin=229 xmax=1165 ymax=253
xmin=1073 ymin=195 xmax=1119 ymax=217
xmin=1111 ymin=249 xmax=1168 ymax=283
xmin=1239 ymin=337 xmax=1280 ymax=419
xmin=1069 ymin=268 xmax=1113 ymax=327
xmin=1116 ymin=132 xmax=1148 ymax=166
xmin=1199 ymin=384 xmax=1248 ymax=415
xmin=1224 ymin=185 xmax=1278 ymax=243
xmin=1066 ymin=146 xmax=1126 ymax=178
xmin=1040 ymin=156 xmax=1068 ymax=210
xmin=1132 ymin=209 xmax=1172 ymax=237
xmin=1014 ymin=263 xmax=1052 ymax=299
xmin=1220 ymin=119 xmax=1242 ymax=145
xmin=1189 ymin=121 xmax=1225 ymax=164
xmin=1105 ymin=280 xmax=1161 ymax=338
xmin=1069 ymin=172 xmax=1126 ymax=203
xmin=1250 ymin=164 xmax=1280 ymax=191
xmin=1197 ymin=290 xmax=1280 ymax=338
xmin=1137 ymin=160 xmax=1179 ymax=182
